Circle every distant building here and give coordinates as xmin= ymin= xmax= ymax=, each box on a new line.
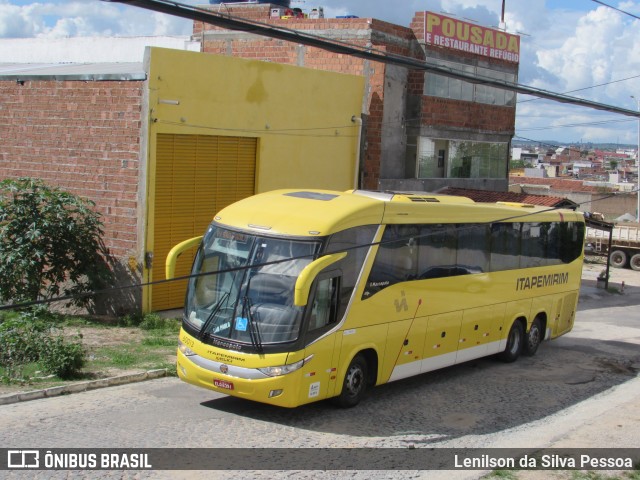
xmin=509 ymin=176 xmax=636 ymax=220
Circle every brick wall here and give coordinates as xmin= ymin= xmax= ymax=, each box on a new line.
xmin=0 ymin=80 xmax=143 ymax=263
xmin=422 ymin=96 xmax=515 ymax=133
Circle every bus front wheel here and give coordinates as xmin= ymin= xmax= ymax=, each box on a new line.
xmin=523 ymin=318 xmax=543 ymax=356
xmin=499 ymin=321 xmax=524 ymax=363
xmin=334 ymin=354 xmax=368 ymax=408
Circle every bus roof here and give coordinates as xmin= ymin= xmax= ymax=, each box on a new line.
xmin=212 ymin=189 xmax=582 ymax=237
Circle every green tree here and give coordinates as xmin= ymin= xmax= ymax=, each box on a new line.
xmin=0 ymin=177 xmax=110 ymax=307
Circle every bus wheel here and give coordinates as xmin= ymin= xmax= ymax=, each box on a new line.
xmin=499 ymin=321 xmax=524 ymax=363
xmin=523 ymin=318 xmax=543 ymax=357
xmin=630 ymin=253 xmax=640 ymax=272
xmin=610 ymin=250 xmax=627 ymax=268
xmin=334 ymin=354 xmax=368 ymax=408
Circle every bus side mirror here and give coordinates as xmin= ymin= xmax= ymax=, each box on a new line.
xmin=294 ymin=252 xmax=347 ymax=307
xmin=165 ymin=236 xmax=203 ymax=279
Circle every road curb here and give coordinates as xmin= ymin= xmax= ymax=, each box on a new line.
xmin=0 ymin=369 xmax=168 ymax=406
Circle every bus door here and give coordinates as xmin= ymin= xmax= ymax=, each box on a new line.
xmin=297 ymin=274 xmax=342 ymax=404
xmin=456 ymin=304 xmax=506 ymax=363
xmin=554 ymin=292 xmax=577 ymax=337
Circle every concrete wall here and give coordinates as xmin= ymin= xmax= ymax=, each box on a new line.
xmin=0 ymin=36 xmax=200 ymax=63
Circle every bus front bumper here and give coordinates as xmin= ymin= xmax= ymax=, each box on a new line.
xmin=176 ymin=350 xmax=299 ymax=408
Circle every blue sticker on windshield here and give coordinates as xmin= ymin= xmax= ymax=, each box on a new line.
xmin=235 ymin=317 xmax=248 ymax=331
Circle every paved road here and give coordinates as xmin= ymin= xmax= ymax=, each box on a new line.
xmin=1 ymin=267 xmax=639 ymax=479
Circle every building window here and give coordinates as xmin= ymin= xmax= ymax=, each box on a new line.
xmin=417 ymin=138 xmax=508 ymax=179
xmin=424 ymin=60 xmax=516 ymax=107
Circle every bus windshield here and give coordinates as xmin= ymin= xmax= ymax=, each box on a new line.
xmin=184 ymin=225 xmax=321 ymax=346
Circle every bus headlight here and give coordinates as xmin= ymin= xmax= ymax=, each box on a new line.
xmin=258 ymin=355 xmax=313 ymax=377
xmin=178 ymin=338 xmax=196 ymax=356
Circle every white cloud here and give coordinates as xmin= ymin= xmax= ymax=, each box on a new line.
xmin=0 ymin=0 xmax=196 ymax=38
xmin=0 ymin=2 xmax=39 ymax=37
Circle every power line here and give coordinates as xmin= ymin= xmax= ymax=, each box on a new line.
xmin=1 ymin=188 xmax=635 ymax=312
xmin=102 ymin=0 xmax=640 ymax=118
xmin=517 ymin=74 xmax=640 ymax=104
xmin=592 ymin=0 xmax=640 ymax=20
xmin=155 ymin=119 xmax=359 ymax=138
xmin=513 ymin=135 xmax=586 ymax=156
xmin=517 ymin=117 xmax=635 ymax=132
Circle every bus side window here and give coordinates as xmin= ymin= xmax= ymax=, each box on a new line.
xmin=307 ymin=276 xmax=340 ymax=334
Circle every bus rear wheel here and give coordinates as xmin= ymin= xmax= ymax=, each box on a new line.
xmin=334 ymin=354 xmax=368 ymax=408
xmin=499 ymin=321 xmax=524 ymax=363
xmin=523 ymin=318 xmax=543 ymax=356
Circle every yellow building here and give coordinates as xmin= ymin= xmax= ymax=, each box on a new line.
xmin=0 ymin=46 xmax=364 ymax=313
xmin=146 ymin=48 xmax=364 ymax=311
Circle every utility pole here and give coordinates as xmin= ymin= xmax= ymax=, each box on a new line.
xmin=633 ymin=96 xmax=640 ymax=223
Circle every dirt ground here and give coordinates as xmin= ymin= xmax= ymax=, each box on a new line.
xmin=0 ymin=324 xmax=171 ymax=396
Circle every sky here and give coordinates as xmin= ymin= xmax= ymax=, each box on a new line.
xmin=2 ymin=0 xmax=640 ymax=147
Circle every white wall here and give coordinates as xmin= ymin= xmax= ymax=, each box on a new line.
xmin=0 ymin=36 xmax=200 ymax=63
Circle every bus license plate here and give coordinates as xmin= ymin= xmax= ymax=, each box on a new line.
xmin=214 ymin=379 xmax=234 ymax=390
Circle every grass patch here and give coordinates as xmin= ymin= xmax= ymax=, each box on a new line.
xmin=0 ymin=310 xmax=180 ymax=394
xmin=481 ymin=469 xmax=640 ymax=480
xmin=142 ymin=336 xmax=177 ymax=347
xmin=483 ymin=470 xmax=518 ymax=479
xmin=571 ymin=473 xmax=639 ymax=480
xmin=87 ymin=329 xmax=177 ymax=373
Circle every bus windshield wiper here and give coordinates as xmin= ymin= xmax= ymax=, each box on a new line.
xmin=243 ymin=296 xmax=263 ymax=353
xmin=199 ymin=292 xmax=230 ymax=340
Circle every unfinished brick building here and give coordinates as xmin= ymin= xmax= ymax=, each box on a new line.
xmin=195 ymin=3 xmax=519 ymax=192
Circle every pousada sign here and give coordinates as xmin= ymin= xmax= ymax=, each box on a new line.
xmin=424 ymin=11 xmax=520 ymax=63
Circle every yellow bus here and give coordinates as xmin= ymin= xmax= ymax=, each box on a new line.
xmin=168 ymin=189 xmax=585 ymax=408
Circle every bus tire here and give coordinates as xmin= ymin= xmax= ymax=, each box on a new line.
xmin=610 ymin=250 xmax=627 ymax=268
xmin=499 ymin=320 xmax=524 ymax=363
xmin=523 ymin=317 xmax=543 ymax=357
xmin=630 ymin=253 xmax=640 ymax=272
xmin=334 ymin=354 xmax=368 ymax=408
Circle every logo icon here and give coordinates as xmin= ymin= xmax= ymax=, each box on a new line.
xmin=394 ymin=290 xmax=408 ymax=312
xmin=219 ymin=364 xmax=229 ymax=374
xmin=8 ymin=450 xmax=39 ymax=469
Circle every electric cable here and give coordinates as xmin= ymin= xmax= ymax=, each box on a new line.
xmin=1 ymin=188 xmax=635 ymax=312
xmin=101 ymin=0 xmax=640 ymax=118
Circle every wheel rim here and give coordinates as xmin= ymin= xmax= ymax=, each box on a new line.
xmin=528 ymin=324 xmax=540 ymax=350
xmin=611 ymin=251 xmax=626 ymax=267
xmin=344 ymin=364 xmax=365 ymax=398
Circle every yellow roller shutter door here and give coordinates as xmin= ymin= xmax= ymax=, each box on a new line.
xmin=152 ymin=134 xmax=256 ymax=311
